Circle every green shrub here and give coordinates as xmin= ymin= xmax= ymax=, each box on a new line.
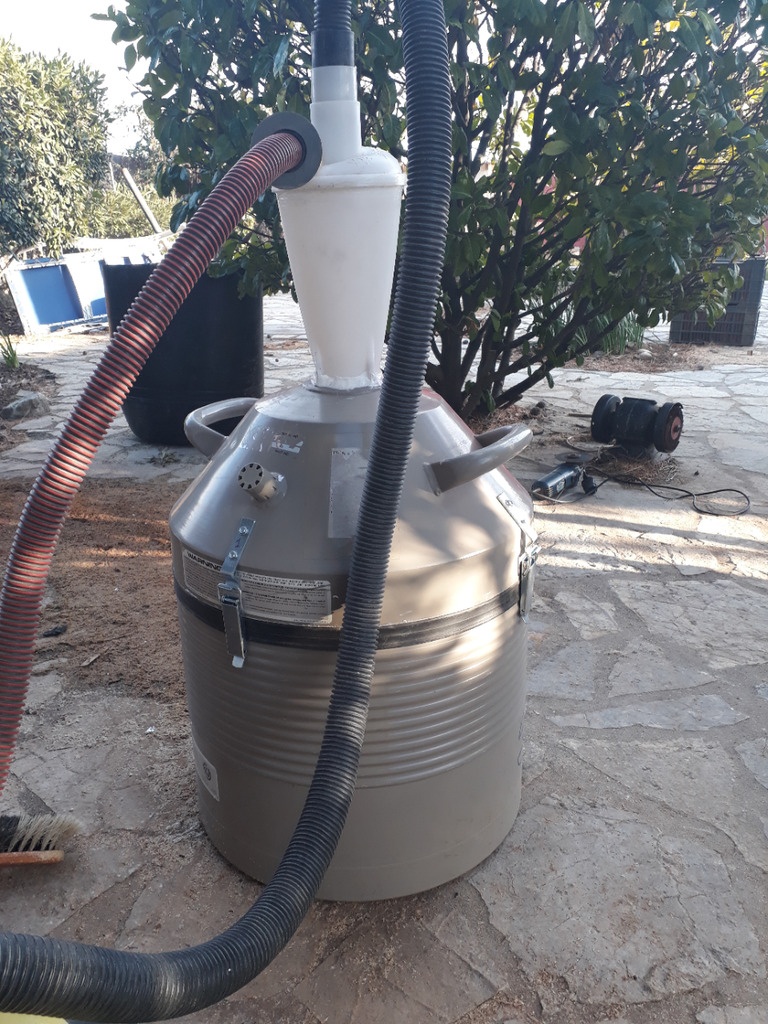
xmin=0 ymin=39 xmax=110 ymax=257
xmin=87 ymin=180 xmax=174 ymax=238
xmin=102 ymin=0 xmax=768 ymax=415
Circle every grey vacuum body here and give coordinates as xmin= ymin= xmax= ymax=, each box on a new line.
xmin=170 ymin=385 xmax=536 ymax=900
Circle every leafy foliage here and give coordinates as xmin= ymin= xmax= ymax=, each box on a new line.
xmin=90 ymin=105 xmax=175 ymax=238
xmin=0 ymin=333 xmax=19 ymax=370
xmin=433 ymin=0 xmax=768 ymax=412
xmin=101 ymin=0 xmax=768 ymax=415
xmin=111 ymin=103 xmax=169 ymax=192
xmin=0 ymin=39 xmax=110 ymax=257
xmin=98 ymin=0 xmax=318 ymax=289
xmin=87 ymin=181 xmax=174 ymax=239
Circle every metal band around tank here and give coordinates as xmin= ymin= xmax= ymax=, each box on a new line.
xmin=174 ymin=579 xmax=518 ymax=650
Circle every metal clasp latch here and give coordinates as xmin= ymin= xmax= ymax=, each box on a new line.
xmin=518 ymin=542 xmax=540 ymax=623
xmin=218 ymin=518 xmax=255 ymax=668
xmin=497 ymin=495 xmax=540 ymax=623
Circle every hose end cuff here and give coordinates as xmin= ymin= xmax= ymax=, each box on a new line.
xmin=250 ymin=114 xmax=323 ymax=189
xmin=312 ymin=28 xmax=355 ymax=67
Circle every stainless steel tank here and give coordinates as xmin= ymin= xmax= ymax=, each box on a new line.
xmin=170 ymin=384 xmax=537 ymax=901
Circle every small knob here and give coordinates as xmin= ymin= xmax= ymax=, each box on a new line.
xmin=238 ymin=463 xmax=278 ymax=501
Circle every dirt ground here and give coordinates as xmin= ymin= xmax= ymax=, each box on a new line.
xmin=582 ymin=335 xmax=768 ymax=371
xmin=0 ymin=478 xmax=188 ymax=703
xmin=0 ymin=363 xmax=57 ymax=453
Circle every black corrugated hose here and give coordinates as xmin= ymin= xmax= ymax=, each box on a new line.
xmin=0 ymin=0 xmax=452 ymax=1020
xmin=314 ymin=0 xmax=351 ymax=30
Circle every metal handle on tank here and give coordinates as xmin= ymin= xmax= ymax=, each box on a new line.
xmin=425 ymin=423 xmax=532 ymax=494
xmin=184 ymin=397 xmax=257 ymax=457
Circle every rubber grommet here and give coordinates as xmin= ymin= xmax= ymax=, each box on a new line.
xmin=251 ymin=113 xmax=323 ymax=189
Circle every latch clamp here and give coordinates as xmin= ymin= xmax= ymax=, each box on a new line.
xmin=218 ymin=518 xmax=255 ymax=668
xmin=497 ymin=495 xmax=540 ymax=623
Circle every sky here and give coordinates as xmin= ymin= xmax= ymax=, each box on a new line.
xmin=1 ymin=0 xmax=143 ymax=150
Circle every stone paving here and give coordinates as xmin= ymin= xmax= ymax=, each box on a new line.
xmin=0 ymin=297 xmax=315 ymax=483
xmin=1 ymin=292 xmax=767 ymax=1024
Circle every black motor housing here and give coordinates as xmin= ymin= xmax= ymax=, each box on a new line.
xmin=591 ymin=394 xmax=684 ymax=453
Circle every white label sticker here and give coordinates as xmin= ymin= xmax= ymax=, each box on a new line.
xmin=329 ymin=447 xmax=367 ymax=539
xmin=183 ymin=550 xmax=222 ymax=604
xmin=192 ymin=736 xmax=220 ymax=801
xmin=237 ymin=572 xmax=331 ymax=623
xmin=183 ymin=549 xmax=332 ymax=625
xmin=271 ymin=431 xmax=304 ymax=455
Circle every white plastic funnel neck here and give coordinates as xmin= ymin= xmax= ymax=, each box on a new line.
xmin=276 ymin=65 xmax=403 ymax=391
xmin=311 ymin=65 xmax=361 ymax=164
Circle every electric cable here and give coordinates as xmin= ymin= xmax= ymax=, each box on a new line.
xmin=589 ymin=474 xmax=751 ymax=516
xmin=532 ymin=431 xmax=752 ymax=517
xmin=531 ymin=462 xmax=751 ymax=516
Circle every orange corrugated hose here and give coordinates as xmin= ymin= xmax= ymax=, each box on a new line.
xmin=0 ymin=131 xmax=304 ymax=795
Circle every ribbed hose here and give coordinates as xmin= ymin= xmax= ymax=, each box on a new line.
xmin=0 ymin=0 xmax=452 ymax=1018
xmin=314 ymin=0 xmax=351 ymax=30
xmin=333 ymin=0 xmax=453 ymax=775
xmin=0 ymin=132 xmax=304 ymax=800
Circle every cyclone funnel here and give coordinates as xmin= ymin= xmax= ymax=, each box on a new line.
xmin=275 ymin=65 xmax=404 ymax=390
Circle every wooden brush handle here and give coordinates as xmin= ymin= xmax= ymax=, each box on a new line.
xmin=0 ymin=849 xmax=64 ymax=866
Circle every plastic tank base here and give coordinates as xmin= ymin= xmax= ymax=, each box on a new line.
xmin=179 ymin=605 xmax=527 ymax=902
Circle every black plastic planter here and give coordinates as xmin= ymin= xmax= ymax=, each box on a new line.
xmin=101 ymin=262 xmax=264 ymax=445
xmin=669 ymin=257 xmax=766 ymax=347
